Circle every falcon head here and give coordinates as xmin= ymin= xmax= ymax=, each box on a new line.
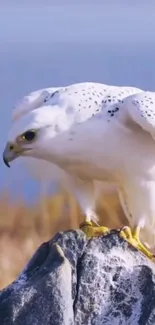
xmin=3 ymin=106 xmax=63 ymax=167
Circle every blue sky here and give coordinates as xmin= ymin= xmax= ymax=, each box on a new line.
xmin=0 ymin=2 xmax=155 ymax=43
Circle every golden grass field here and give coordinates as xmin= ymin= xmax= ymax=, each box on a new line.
xmin=0 ymin=187 xmax=127 ymax=290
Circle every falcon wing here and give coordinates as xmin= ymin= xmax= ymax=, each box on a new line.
xmin=124 ymin=91 xmax=155 ymax=137
xmin=101 ymin=86 xmax=142 ymax=109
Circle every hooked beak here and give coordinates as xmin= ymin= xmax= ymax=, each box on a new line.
xmin=3 ymin=142 xmax=26 ymax=168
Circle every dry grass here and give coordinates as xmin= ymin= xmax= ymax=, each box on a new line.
xmin=0 ymin=188 xmax=127 ymax=290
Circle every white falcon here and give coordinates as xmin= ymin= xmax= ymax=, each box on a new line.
xmin=10 ymin=82 xmax=142 ymax=217
xmin=4 ymin=82 xmax=154 ymax=259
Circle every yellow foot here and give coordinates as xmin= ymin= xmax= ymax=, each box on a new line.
xmin=79 ymin=221 xmax=110 ymax=238
xmin=120 ymin=226 xmax=154 ymax=260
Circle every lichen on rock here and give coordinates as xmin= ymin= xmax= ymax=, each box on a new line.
xmin=0 ymin=229 xmax=155 ymax=325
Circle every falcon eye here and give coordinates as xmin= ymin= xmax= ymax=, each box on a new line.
xmin=22 ymin=130 xmax=36 ymax=142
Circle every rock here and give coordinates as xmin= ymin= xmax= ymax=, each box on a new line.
xmin=0 ymin=229 xmax=155 ymax=325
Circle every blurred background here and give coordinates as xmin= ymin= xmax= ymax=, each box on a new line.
xmin=0 ymin=0 xmax=155 ymax=289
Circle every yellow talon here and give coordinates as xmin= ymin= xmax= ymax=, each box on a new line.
xmin=120 ymin=226 xmax=133 ymax=241
xmin=120 ymin=226 xmax=154 ymax=260
xmin=80 ymin=221 xmax=110 ymax=238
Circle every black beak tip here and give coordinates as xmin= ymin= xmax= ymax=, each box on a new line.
xmin=3 ymin=156 xmax=10 ymax=168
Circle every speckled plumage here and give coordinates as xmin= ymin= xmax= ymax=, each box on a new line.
xmin=8 ymin=82 xmax=143 ymax=225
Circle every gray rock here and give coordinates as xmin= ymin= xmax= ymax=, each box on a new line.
xmin=0 ymin=229 xmax=155 ymax=325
